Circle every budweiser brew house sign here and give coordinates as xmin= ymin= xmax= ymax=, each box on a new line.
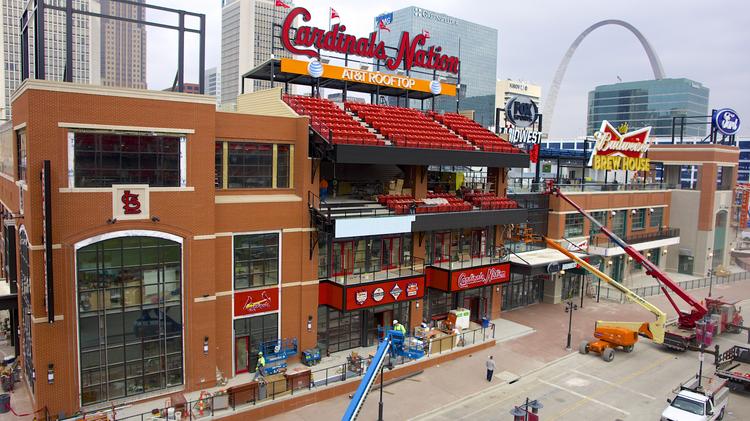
xmin=589 ymin=120 xmax=652 ymax=172
xmin=282 ymin=7 xmax=460 ymax=74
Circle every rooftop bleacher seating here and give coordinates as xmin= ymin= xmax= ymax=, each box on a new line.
xmin=346 ymin=103 xmax=474 ymax=151
xmin=464 ymin=191 xmax=518 ymax=209
xmin=431 ymin=112 xmax=523 ymax=153
xmin=283 ymin=95 xmax=383 ymax=146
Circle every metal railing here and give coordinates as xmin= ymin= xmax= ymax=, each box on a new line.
xmin=105 ymin=324 xmax=495 ymax=421
xmin=431 ymin=247 xmax=510 ymax=271
xmin=596 ymin=271 xmax=750 ymax=302
xmin=508 ymin=180 xmax=671 ymax=193
xmin=589 ymin=227 xmax=680 ymax=248
xmin=327 ymin=256 xmax=426 ymax=286
xmin=508 ymin=193 xmax=549 ymax=210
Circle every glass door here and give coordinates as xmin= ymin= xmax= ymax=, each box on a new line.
xmin=470 ymin=229 xmax=485 ymax=258
xmin=434 ymin=232 xmax=451 ymax=263
xmin=381 ymin=237 xmax=402 ymax=270
xmin=235 ymin=336 xmax=249 ymax=374
xmin=332 ymin=241 xmax=355 ymax=277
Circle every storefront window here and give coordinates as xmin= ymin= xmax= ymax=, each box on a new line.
xmin=326 ymin=234 xmax=412 ymax=282
xmin=73 ymin=132 xmax=181 ymax=187
xmin=234 ymin=313 xmax=278 ymax=374
xmin=501 ymin=273 xmax=544 ymax=311
xmin=427 ymin=289 xmax=452 ymax=320
xmin=650 ymin=208 xmax=663 ymax=228
xmin=234 ymin=233 xmax=279 ymax=289
xmin=589 ymin=211 xmax=607 ymax=235
xmin=19 ymin=227 xmax=33 ymax=393
xmin=77 ymin=235 xmax=183 ymax=406
xmin=612 ymin=211 xmax=627 ymax=237
xmin=317 ymin=307 xmax=362 ymax=353
xmin=564 ymin=214 xmax=584 ymax=237
xmin=215 ymin=141 xmax=293 ymax=189
xmin=632 ymin=209 xmax=646 ymax=231
xmin=426 ymin=228 xmax=494 ymax=265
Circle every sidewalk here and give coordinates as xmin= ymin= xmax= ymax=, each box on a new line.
xmin=0 ymin=338 xmax=34 ymax=421
xmin=594 ymin=264 xmax=746 ymax=299
xmin=267 ymin=277 xmax=750 ymax=420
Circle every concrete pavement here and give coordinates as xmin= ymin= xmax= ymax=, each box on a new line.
xmin=413 ymin=300 xmax=750 ymax=421
xmin=268 ymin=279 xmax=750 ymax=420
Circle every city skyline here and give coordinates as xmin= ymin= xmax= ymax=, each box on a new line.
xmin=143 ymin=0 xmax=748 ymax=138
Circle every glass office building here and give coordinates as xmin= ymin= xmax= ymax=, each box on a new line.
xmin=587 ymin=78 xmax=709 ymax=137
xmin=374 ymin=7 xmax=498 ymax=126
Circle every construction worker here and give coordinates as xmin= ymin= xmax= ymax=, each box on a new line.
xmin=254 ymin=351 xmax=266 ymax=381
xmin=392 ymin=319 xmax=406 ymax=335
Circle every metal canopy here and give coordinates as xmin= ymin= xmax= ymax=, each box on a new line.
xmin=242 ymin=59 xmax=439 ymax=101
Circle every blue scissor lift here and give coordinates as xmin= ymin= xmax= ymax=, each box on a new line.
xmin=342 ymin=330 xmax=425 ymax=421
xmin=259 ymin=338 xmax=298 ymax=375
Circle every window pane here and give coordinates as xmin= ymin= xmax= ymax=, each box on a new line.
xmin=77 ymin=236 xmax=183 ymax=404
xmin=234 ymin=233 xmax=279 ymax=289
xmin=224 ymin=142 xmax=289 ymax=189
xmin=73 ymin=132 xmax=181 ymax=187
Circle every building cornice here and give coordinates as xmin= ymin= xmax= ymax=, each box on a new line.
xmin=11 ymin=79 xmax=217 ymax=105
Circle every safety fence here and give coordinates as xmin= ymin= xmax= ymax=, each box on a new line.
xmin=96 ymin=324 xmax=496 ymax=421
xmin=596 ymin=271 xmax=750 ymax=302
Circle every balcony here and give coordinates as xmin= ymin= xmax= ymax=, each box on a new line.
xmin=426 ymin=247 xmax=511 ymax=293
xmin=588 ymin=227 xmax=681 ymax=257
xmin=308 ymin=193 xmax=529 ymax=238
xmin=507 ymin=180 xmax=671 ymax=194
xmin=324 ymin=256 xmax=426 ymax=286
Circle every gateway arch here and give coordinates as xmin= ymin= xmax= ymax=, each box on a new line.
xmin=543 ymin=20 xmax=665 ymax=134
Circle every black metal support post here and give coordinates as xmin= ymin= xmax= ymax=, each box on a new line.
xmin=34 ymin=0 xmax=46 ymax=79
xmin=177 ymin=11 xmax=185 ymax=93
xmin=377 ymin=365 xmax=384 ymax=421
xmin=65 ymin=0 xmax=73 ymax=82
xmin=564 ymin=301 xmax=577 ymax=350
xmin=597 ymin=279 xmax=601 ymax=303
xmin=580 ymin=276 xmax=585 ymax=309
xmin=199 ymin=14 xmax=206 ymax=94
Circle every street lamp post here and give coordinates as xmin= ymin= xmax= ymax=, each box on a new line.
xmin=707 ymin=269 xmax=713 ymax=297
xmin=564 ymin=301 xmax=578 ymax=350
xmin=510 ymin=397 xmax=543 ymax=421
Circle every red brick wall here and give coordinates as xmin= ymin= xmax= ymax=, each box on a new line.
xmin=3 ymin=83 xmax=316 ymax=416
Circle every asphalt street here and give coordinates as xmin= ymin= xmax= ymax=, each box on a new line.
xmin=412 ymin=302 xmax=750 ymax=421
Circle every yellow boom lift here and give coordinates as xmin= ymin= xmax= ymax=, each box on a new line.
xmin=545 ymin=238 xmax=667 ymax=362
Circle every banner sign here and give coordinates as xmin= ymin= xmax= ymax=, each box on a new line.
xmin=589 ymin=121 xmax=651 ymax=171
xmin=234 ymin=287 xmax=279 ymax=317
xmin=282 ymin=7 xmax=460 ymax=75
xmin=449 ymin=263 xmax=510 ymax=291
xmin=281 ymin=58 xmax=456 ymax=97
xmin=344 ymin=276 xmax=425 ymax=311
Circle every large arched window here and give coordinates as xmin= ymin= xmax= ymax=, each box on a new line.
xmin=76 ymin=233 xmax=183 ymax=406
xmin=19 ymin=226 xmax=33 ymax=393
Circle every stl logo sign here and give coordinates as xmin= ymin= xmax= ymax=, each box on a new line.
xmin=121 ymin=190 xmax=142 ymax=214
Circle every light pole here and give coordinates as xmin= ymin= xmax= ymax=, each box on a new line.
xmin=510 ymin=397 xmax=543 ymax=421
xmin=564 ymin=301 xmax=578 ymax=350
xmin=707 ymin=269 xmax=714 ymax=297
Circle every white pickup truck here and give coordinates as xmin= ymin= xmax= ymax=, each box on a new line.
xmin=661 ymin=376 xmax=729 ymax=421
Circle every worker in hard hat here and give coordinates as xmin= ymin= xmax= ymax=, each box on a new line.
xmin=392 ymin=319 xmax=406 ymax=335
xmin=253 ymin=351 xmax=266 ymax=381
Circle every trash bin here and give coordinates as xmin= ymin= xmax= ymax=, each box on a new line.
xmin=481 ymin=318 xmax=490 ymax=328
xmin=0 ymin=393 xmax=10 ymax=414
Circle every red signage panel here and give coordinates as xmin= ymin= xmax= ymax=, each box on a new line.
xmin=449 ymin=263 xmax=510 ymax=291
xmin=234 ymin=287 xmax=279 ymax=317
xmin=344 ymin=276 xmax=425 ymax=311
xmin=318 ymin=281 xmax=344 ymax=311
xmin=425 ymin=267 xmax=450 ymax=292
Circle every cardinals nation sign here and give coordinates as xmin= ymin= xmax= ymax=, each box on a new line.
xmin=589 ymin=120 xmax=652 ymax=171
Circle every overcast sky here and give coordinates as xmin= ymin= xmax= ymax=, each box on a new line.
xmin=145 ymin=0 xmax=749 ymax=138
